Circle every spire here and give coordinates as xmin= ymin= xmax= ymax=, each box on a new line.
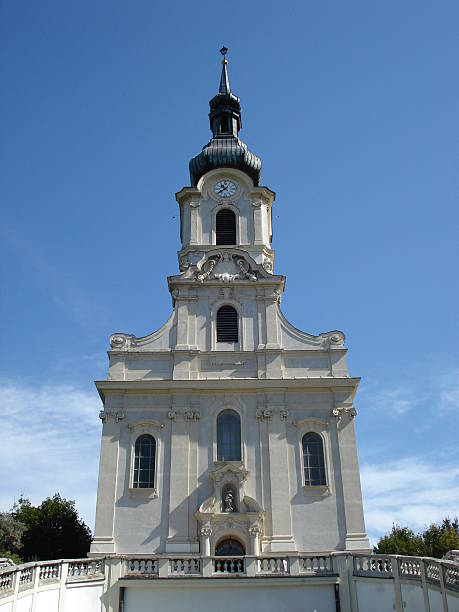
xmin=219 ymin=46 xmax=230 ymax=94
xmin=188 ymin=48 xmax=262 ymax=187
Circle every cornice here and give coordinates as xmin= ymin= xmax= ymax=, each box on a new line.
xmin=95 ymin=377 xmax=360 ymax=400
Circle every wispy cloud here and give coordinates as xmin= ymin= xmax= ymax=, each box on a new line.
xmin=0 ymin=379 xmax=102 ymax=530
xmin=361 ymin=457 xmax=459 ymax=545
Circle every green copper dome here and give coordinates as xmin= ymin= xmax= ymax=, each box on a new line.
xmin=189 ymin=53 xmax=262 ymax=187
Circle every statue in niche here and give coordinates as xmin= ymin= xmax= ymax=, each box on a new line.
xmin=223 ymin=487 xmax=236 ymax=513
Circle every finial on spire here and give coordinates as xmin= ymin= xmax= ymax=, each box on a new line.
xmin=219 ymin=46 xmax=230 ymax=94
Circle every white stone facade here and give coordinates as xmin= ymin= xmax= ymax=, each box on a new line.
xmin=90 ymin=166 xmax=370 ymax=558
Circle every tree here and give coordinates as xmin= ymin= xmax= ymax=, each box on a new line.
xmin=374 ymin=525 xmax=424 ymax=556
xmin=12 ymin=494 xmax=92 ymax=562
xmin=0 ymin=512 xmax=26 ymax=563
xmin=374 ymin=517 xmax=459 ymax=559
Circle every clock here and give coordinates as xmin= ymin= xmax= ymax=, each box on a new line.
xmin=214 ymin=179 xmax=237 ymax=198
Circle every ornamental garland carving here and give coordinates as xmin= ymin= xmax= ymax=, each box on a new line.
xmin=256 ymin=409 xmax=272 ymax=421
xmin=196 ymin=252 xmax=258 ymax=283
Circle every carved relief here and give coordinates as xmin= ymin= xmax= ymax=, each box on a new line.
xmin=200 ymin=527 xmax=212 ymax=537
xmin=196 ymin=252 xmax=259 ymax=283
xmin=256 ymin=409 xmax=272 ymax=421
xmin=167 ymin=411 xmax=177 ymax=421
xmin=99 ymin=410 xmax=125 ymax=423
xmin=185 ymin=410 xmax=201 ymax=421
xmin=328 ymin=331 xmax=345 ymax=347
xmin=331 ymin=407 xmax=357 ymax=420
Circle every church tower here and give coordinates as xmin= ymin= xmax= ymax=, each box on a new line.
xmin=90 ymin=49 xmax=370 ymax=558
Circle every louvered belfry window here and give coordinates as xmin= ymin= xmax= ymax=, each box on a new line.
xmin=216 ymin=209 xmax=236 ymax=245
xmin=217 ymin=305 xmax=238 ymax=343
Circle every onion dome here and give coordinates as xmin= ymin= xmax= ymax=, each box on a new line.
xmin=189 ymin=48 xmax=262 ymax=187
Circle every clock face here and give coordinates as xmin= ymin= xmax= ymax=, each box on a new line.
xmin=214 ymin=179 xmax=237 ymax=198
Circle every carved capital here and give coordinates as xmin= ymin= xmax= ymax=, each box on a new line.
xmin=200 ymin=527 xmax=212 ymax=538
xmin=331 ymin=407 xmax=357 ymax=420
xmin=279 ymin=410 xmax=288 ymax=421
xmin=167 ymin=411 xmax=177 ymax=421
xmin=185 ymin=410 xmax=201 ymax=421
xmin=256 ymin=409 xmax=272 ymax=421
xmin=99 ymin=410 xmax=125 ymax=423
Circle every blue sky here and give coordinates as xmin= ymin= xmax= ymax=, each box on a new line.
xmin=1 ymin=1 xmax=458 ymax=544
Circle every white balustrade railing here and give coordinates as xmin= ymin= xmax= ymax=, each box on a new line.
xmin=0 ymin=569 xmax=14 ymax=593
xmin=300 ymin=555 xmax=334 ymax=574
xmin=169 ymin=558 xmax=201 ymax=575
xmin=39 ymin=562 xmax=60 ymax=581
xmin=125 ymin=558 xmax=158 ymax=576
xmin=67 ymin=559 xmax=104 ymax=581
xmin=353 ymin=554 xmax=392 ymax=577
xmin=213 ymin=556 xmax=245 ymax=574
xmin=0 ymin=552 xmax=457 ymax=609
xmin=257 ymin=557 xmax=289 ymax=574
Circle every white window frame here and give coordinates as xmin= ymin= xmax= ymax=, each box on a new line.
xmin=294 ymin=418 xmax=332 ymax=497
xmin=128 ymin=420 xmax=163 ymax=498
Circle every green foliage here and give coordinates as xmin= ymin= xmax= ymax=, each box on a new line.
xmin=0 ymin=551 xmax=23 ymax=565
xmin=12 ymin=494 xmax=92 ymax=562
xmin=0 ymin=512 xmax=25 ymax=557
xmin=374 ymin=517 xmax=459 ymax=559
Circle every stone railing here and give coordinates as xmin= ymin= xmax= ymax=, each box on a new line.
xmin=120 ymin=553 xmax=335 ymax=579
xmin=0 ymin=552 xmax=457 ymax=612
xmin=352 ymin=553 xmax=459 ymax=591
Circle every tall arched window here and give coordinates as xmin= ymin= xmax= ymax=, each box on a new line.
xmin=217 ymin=305 xmax=238 ymax=343
xmin=217 ymin=409 xmax=241 ymax=461
xmin=133 ymin=434 xmax=156 ymax=488
xmin=302 ymin=432 xmax=326 ymax=486
xmin=216 ymin=209 xmax=236 ymax=245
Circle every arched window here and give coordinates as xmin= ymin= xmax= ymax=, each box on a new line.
xmin=217 ymin=305 xmax=238 ymax=343
xmin=133 ymin=434 xmax=156 ymax=488
xmin=217 ymin=409 xmax=241 ymax=461
xmin=215 ymin=538 xmax=245 ymax=556
xmin=216 ymin=209 xmax=236 ymax=245
xmin=302 ymin=432 xmax=326 ymax=486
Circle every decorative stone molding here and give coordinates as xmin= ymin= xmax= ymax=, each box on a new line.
xmin=292 ymin=418 xmax=329 ymax=430
xmin=262 ymin=254 xmax=273 ymax=273
xmin=200 ymin=527 xmax=212 ymax=537
xmin=196 ymin=252 xmax=259 ymax=283
xmin=256 ymin=409 xmax=272 ymax=421
xmin=109 ymin=334 xmax=135 ymax=349
xmin=167 ymin=411 xmax=177 ymax=421
xmin=99 ymin=410 xmax=125 ymax=423
xmin=249 ymin=525 xmax=261 ymax=537
xmin=127 ymin=420 xmax=164 ymax=430
xmin=327 ymin=331 xmax=345 ymax=347
xmin=185 ymin=410 xmax=201 ymax=421
xmin=279 ymin=410 xmax=289 ymax=421
xmin=331 ymin=407 xmax=357 ymax=420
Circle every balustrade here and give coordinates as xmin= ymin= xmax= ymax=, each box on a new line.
xmin=444 ymin=561 xmax=459 ymax=590
xmin=257 ymin=557 xmax=288 ymax=574
xmin=19 ymin=566 xmax=34 ymax=588
xmin=353 ymin=554 xmax=392 ymax=577
xmin=398 ymin=557 xmax=421 ymax=579
xmin=67 ymin=559 xmax=104 ymax=581
xmin=213 ymin=556 xmax=245 ymax=574
xmin=0 ymin=570 xmax=14 ymax=593
xmin=126 ymin=558 xmax=158 ymax=576
xmin=300 ymin=555 xmax=333 ymax=574
xmin=39 ymin=562 xmax=60 ymax=582
xmin=169 ymin=558 xmax=201 ymax=575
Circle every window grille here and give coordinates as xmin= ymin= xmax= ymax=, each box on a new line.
xmin=216 ymin=305 xmax=238 ymax=343
xmin=216 ymin=209 xmax=236 ymax=245
xmin=302 ymin=432 xmax=326 ymax=486
xmin=217 ymin=409 xmax=241 ymax=461
xmin=133 ymin=434 xmax=156 ymax=488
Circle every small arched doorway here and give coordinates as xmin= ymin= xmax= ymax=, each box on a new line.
xmin=215 ymin=537 xmax=245 ymax=556
xmin=214 ymin=537 xmax=245 ymax=574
